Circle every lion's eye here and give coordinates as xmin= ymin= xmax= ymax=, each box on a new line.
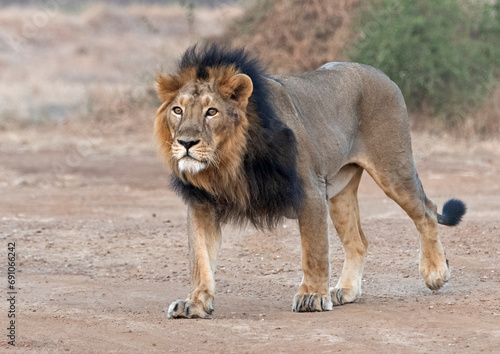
xmin=172 ymin=107 xmax=183 ymax=115
xmin=206 ymin=108 xmax=218 ymax=117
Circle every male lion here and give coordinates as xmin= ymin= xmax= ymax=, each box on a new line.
xmin=154 ymin=44 xmax=466 ymax=319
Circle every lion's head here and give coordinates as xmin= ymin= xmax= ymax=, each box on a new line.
xmin=155 ymin=64 xmax=253 ymax=201
xmin=154 ymin=45 xmax=303 ymax=228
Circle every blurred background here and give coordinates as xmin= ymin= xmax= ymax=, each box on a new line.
xmin=1 ymin=3 xmax=499 ymax=350
xmin=0 ymin=0 xmax=498 ymax=144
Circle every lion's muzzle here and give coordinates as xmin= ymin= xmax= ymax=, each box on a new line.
xmin=171 ymin=137 xmax=209 ymax=174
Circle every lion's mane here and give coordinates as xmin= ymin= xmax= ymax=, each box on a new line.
xmin=165 ymin=44 xmax=304 ymax=228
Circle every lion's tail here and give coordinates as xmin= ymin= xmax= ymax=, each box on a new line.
xmin=437 ymin=199 xmax=467 ymax=226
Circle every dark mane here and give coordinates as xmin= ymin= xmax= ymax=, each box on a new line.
xmin=170 ymin=44 xmax=304 ymax=229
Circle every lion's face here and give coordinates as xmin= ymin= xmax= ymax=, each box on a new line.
xmin=167 ymin=81 xmax=242 ymax=174
xmin=155 ymin=67 xmax=253 ymax=190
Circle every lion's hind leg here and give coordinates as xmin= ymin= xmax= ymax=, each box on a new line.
xmin=363 ymin=161 xmax=450 ymax=291
xmin=328 ymin=167 xmax=367 ymax=305
xmin=355 ymin=68 xmax=451 ymax=291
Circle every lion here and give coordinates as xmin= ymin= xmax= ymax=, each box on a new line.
xmin=154 ymin=44 xmax=466 ymax=319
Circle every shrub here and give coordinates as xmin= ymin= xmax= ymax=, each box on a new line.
xmin=348 ymin=0 xmax=500 ymax=123
xmin=223 ymin=0 xmax=361 ymax=74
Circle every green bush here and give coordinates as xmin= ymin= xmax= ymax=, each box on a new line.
xmin=348 ymin=0 xmax=500 ymax=122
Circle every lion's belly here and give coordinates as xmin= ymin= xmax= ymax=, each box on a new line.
xmin=325 ymin=164 xmax=360 ymax=199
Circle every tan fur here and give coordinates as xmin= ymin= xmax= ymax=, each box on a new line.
xmin=160 ymin=60 xmax=452 ymax=318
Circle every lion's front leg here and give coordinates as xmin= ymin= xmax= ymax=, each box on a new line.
xmin=293 ymin=195 xmax=333 ymax=312
xmin=168 ymin=203 xmax=221 ymax=319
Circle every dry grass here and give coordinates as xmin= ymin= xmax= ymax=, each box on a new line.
xmin=0 ymin=3 xmax=241 ymax=139
xmin=409 ymin=85 xmax=500 ymax=139
xmin=469 ymin=85 xmax=500 ymax=138
xmin=223 ymin=0 xmax=361 ymax=74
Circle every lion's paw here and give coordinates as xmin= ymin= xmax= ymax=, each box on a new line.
xmin=167 ymin=299 xmax=213 ymax=319
xmin=330 ymin=287 xmax=359 ymax=306
xmin=292 ymin=293 xmax=333 ymax=312
xmin=420 ymin=258 xmax=450 ymax=291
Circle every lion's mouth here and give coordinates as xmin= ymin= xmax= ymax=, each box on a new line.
xmin=177 ymin=156 xmax=208 ymax=174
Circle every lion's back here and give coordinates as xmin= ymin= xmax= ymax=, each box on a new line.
xmin=271 ymin=61 xmax=407 ymax=135
xmin=267 ymin=61 xmax=410 ymax=174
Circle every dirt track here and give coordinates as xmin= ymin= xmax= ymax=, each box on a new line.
xmin=1 ymin=130 xmax=499 ymax=353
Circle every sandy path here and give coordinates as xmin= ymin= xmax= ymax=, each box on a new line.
xmin=1 ymin=135 xmax=499 ymax=353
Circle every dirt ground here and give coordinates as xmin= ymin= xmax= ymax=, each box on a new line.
xmin=0 ymin=127 xmax=499 ymax=353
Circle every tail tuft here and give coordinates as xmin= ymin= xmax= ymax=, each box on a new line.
xmin=437 ymin=199 xmax=466 ymax=226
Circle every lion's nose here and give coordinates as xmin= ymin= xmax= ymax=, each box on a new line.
xmin=178 ymin=139 xmax=200 ymax=151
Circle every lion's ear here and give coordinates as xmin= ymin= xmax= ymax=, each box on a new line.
xmin=156 ymin=74 xmax=181 ymax=103
xmin=225 ymin=73 xmax=253 ymax=107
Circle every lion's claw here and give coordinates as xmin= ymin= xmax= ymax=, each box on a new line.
xmin=330 ymin=287 xmax=361 ymax=306
xmin=331 ymin=288 xmax=344 ymax=306
xmin=167 ymin=299 xmax=213 ymax=319
xmin=292 ymin=293 xmax=332 ymax=312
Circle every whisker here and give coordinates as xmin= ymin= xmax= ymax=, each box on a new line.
xmin=212 ymin=149 xmax=224 ymax=168
xmin=211 ymin=155 xmax=220 ymax=168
